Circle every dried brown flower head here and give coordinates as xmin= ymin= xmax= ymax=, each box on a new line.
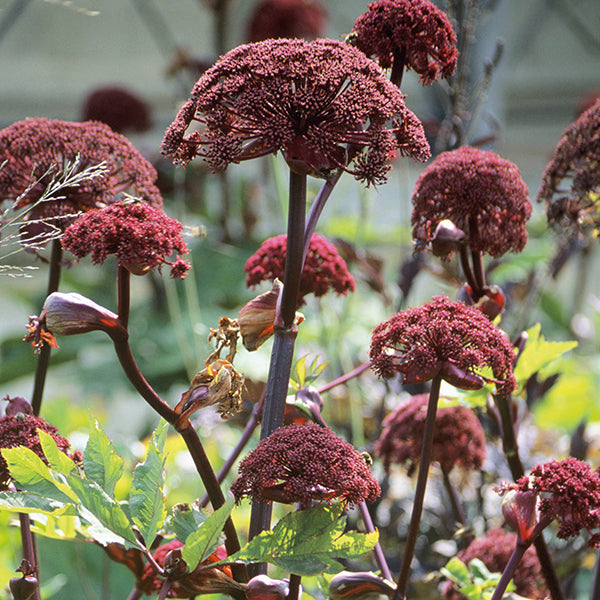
xmin=161 ymin=38 xmax=430 ymax=184
xmin=375 ymin=394 xmax=486 ymax=475
xmin=231 ymin=423 xmax=380 ymax=505
xmin=411 ymin=147 xmax=531 ymax=258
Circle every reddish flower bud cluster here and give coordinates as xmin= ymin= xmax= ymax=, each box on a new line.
xmin=231 ymin=423 xmax=380 ymax=505
xmin=442 ymin=528 xmax=547 ymax=600
xmin=0 ymin=397 xmax=81 ymax=490
xmin=369 ymin=296 xmax=516 ymax=395
xmin=161 ymin=38 xmax=430 ymax=185
xmin=0 ymin=118 xmax=162 ymax=246
xmin=513 ymin=457 xmax=600 ymax=547
xmin=375 ymin=394 xmax=486 ymax=475
xmin=244 ymin=233 xmax=355 ymax=305
xmin=247 ymin=0 xmax=327 ymax=42
xmin=411 ymin=147 xmax=531 ymax=258
xmin=62 ymin=200 xmax=190 ymax=278
xmin=537 ymin=99 xmax=600 ymax=234
xmin=351 ymin=0 xmax=458 ymax=84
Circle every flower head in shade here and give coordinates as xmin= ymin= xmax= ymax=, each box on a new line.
xmin=161 ymin=38 xmax=430 ymax=184
xmin=442 ymin=529 xmax=547 ymax=600
xmin=350 ymin=0 xmax=458 ymax=84
xmin=374 ymin=394 xmax=486 ymax=475
xmin=61 ymin=200 xmax=190 ymax=278
xmin=245 ymin=233 xmax=355 ymax=306
xmin=369 ymin=296 xmax=516 ymax=395
xmin=0 ymin=396 xmax=81 ymax=490
xmin=247 ymin=0 xmax=327 ymax=42
xmin=506 ymin=457 xmax=600 ymax=547
xmin=537 ymin=99 xmax=600 ymax=234
xmin=0 ymin=118 xmax=162 ymax=247
xmin=81 ymin=86 xmax=152 ymax=133
xmin=411 ymin=147 xmax=531 ymax=258
xmin=231 ymin=423 xmax=380 ymax=505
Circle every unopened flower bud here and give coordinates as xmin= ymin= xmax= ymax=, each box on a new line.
xmin=329 ymin=571 xmax=396 ymax=600
xmin=501 ymin=488 xmax=541 ymax=544
xmin=163 ymin=547 xmax=188 ymax=578
xmin=479 ymin=285 xmax=506 ymax=320
xmin=3 ymin=395 xmax=33 ymax=417
xmin=238 ymin=279 xmax=281 ymax=351
xmin=431 ymin=219 xmax=465 ymax=257
xmin=245 ymin=575 xmax=290 ymax=600
xmin=9 ymin=576 xmax=38 ymax=600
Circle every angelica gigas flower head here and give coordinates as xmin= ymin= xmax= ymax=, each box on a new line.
xmin=369 ymin=296 xmax=516 ymax=395
xmin=161 ymin=38 xmax=430 ymax=185
xmin=61 ymin=200 xmax=190 ymax=278
xmin=350 ymin=0 xmax=458 ymax=84
xmin=375 ymin=394 xmax=486 ymax=475
xmin=537 ymin=99 xmax=600 ymax=234
xmin=230 ymin=423 xmax=380 ymax=505
xmin=0 ymin=397 xmax=82 ymax=490
xmin=0 ymin=118 xmax=162 ymax=249
xmin=247 ymin=0 xmax=328 ymax=42
xmin=442 ymin=528 xmax=547 ymax=600
xmin=245 ymin=233 xmax=355 ymax=306
xmin=411 ymin=146 xmax=531 ymax=258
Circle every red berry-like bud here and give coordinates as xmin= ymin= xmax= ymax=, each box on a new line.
xmin=9 ymin=576 xmax=38 ymax=600
xmin=245 ymin=575 xmax=290 ymax=600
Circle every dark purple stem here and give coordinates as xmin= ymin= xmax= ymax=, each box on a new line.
xmin=288 ymin=573 xmax=302 ymax=600
xmin=359 ymin=500 xmax=393 ymax=582
xmin=395 ymin=372 xmax=442 ymax=599
xmin=441 ymin=466 xmax=466 ymax=526
xmin=117 ymin=265 xmax=131 ymax=329
xmin=18 ymin=513 xmax=41 ymax=600
xmin=471 ymin=247 xmax=486 ymax=293
xmin=126 ymin=588 xmax=143 ymax=600
xmin=318 ymin=361 xmax=371 ymax=394
xmin=389 ymin=46 xmax=407 ymax=89
xmin=490 ymin=542 xmax=529 ymax=600
xmin=458 ymin=244 xmax=481 ymax=299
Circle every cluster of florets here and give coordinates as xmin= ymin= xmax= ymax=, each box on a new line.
xmin=161 ymin=38 xmax=430 ymax=185
xmin=0 ymin=396 xmax=81 ymax=490
xmin=0 ymin=118 xmax=162 ymax=246
xmin=81 ymin=86 xmax=152 ymax=133
xmin=411 ymin=147 xmax=531 ymax=258
xmin=537 ymin=99 xmax=600 ymax=234
xmin=375 ymin=394 xmax=486 ymax=475
xmin=244 ymin=233 xmax=355 ymax=305
xmin=61 ymin=200 xmax=190 ymax=278
xmin=369 ymin=296 xmax=516 ymax=395
xmin=351 ymin=0 xmax=458 ymax=84
xmin=442 ymin=529 xmax=547 ymax=600
xmin=513 ymin=457 xmax=600 ymax=547
xmin=231 ymin=423 xmax=380 ymax=505
xmin=247 ymin=0 xmax=327 ymax=42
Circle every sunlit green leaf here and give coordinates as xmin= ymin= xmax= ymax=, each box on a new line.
xmin=0 ymin=491 xmax=76 ymax=517
xmin=83 ymin=418 xmax=124 ymax=496
xmin=38 ymin=430 xmax=78 ymax=475
xmin=170 ymin=500 xmax=208 ymax=543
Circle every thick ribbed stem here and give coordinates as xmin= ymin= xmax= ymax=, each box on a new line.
xmin=395 ymin=373 xmax=442 ymax=599
xmin=491 ymin=542 xmax=528 ymax=600
xmin=389 ymin=46 xmax=407 ymax=89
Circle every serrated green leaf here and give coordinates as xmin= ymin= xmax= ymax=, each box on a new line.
xmin=1 ymin=446 xmax=78 ymax=504
xmin=38 ymin=430 xmax=77 ymax=475
xmin=469 ymin=558 xmax=492 ymax=582
xmin=218 ymin=504 xmax=377 ymax=576
xmin=0 ymin=491 xmax=76 ymax=517
xmin=29 ymin=513 xmax=79 ymax=540
xmin=441 ymin=557 xmax=471 ymax=587
xmin=128 ymin=421 xmax=168 ymax=546
xmin=170 ymin=500 xmax=208 ymax=543
xmin=83 ymin=418 xmax=124 ymax=496
xmin=181 ymin=493 xmax=234 ymax=570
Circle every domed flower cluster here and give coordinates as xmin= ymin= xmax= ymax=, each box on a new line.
xmin=369 ymin=296 xmax=516 ymax=395
xmin=61 ymin=200 xmax=190 ymax=278
xmin=231 ymin=423 xmax=380 ymax=505
xmin=247 ymin=0 xmax=327 ymax=42
xmin=0 ymin=118 xmax=162 ymax=247
xmin=411 ymin=147 xmax=531 ymax=258
xmin=351 ymin=0 xmax=458 ymax=84
xmin=161 ymin=38 xmax=430 ymax=185
xmin=375 ymin=394 xmax=486 ymax=475
xmin=244 ymin=233 xmax=355 ymax=305
xmin=442 ymin=529 xmax=547 ymax=600
xmin=537 ymin=99 xmax=600 ymax=234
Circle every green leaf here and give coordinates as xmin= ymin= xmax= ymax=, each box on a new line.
xmin=218 ymin=504 xmax=378 ymax=576
xmin=440 ymin=557 xmax=471 ymax=587
xmin=514 ymin=324 xmax=577 ymax=389
xmin=469 ymin=558 xmax=492 ymax=582
xmin=38 ymin=430 xmax=77 ymax=475
xmin=29 ymin=513 xmax=79 ymax=540
xmin=129 ymin=421 xmax=168 ymax=546
xmin=83 ymin=417 xmax=124 ymax=496
xmin=181 ymin=492 xmax=234 ymax=570
xmin=170 ymin=500 xmax=208 ymax=543
xmin=0 ymin=491 xmax=76 ymax=517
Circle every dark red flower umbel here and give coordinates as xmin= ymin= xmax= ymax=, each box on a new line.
xmin=375 ymin=394 xmax=486 ymax=475
xmin=247 ymin=0 xmax=327 ymax=42
xmin=537 ymin=99 xmax=600 ymax=234
xmin=62 ymin=200 xmax=190 ymax=278
xmin=411 ymin=146 xmax=531 ymax=258
xmin=351 ymin=0 xmax=458 ymax=84
xmin=442 ymin=529 xmax=547 ymax=600
xmin=369 ymin=296 xmax=516 ymax=394
xmin=244 ymin=233 xmax=355 ymax=305
xmin=231 ymin=423 xmax=380 ymax=505
xmin=0 ymin=118 xmax=162 ymax=248
xmin=161 ymin=38 xmax=430 ymax=184
xmin=0 ymin=396 xmax=81 ymax=490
